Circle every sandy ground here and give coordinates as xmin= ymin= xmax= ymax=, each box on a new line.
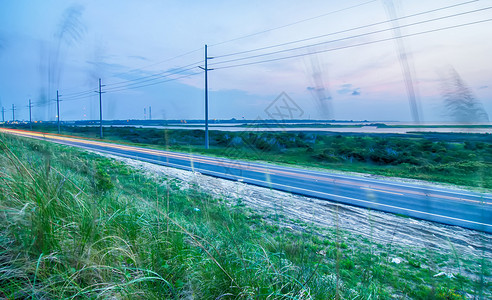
xmin=97 ymin=152 xmax=491 ymax=277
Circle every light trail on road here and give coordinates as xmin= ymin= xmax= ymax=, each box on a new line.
xmin=2 ymin=128 xmax=491 ymax=233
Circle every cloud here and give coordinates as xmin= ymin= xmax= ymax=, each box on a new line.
xmin=337 ymin=84 xmax=361 ymax=96
xmin=478 ymin=85 xmax=488 ymax=90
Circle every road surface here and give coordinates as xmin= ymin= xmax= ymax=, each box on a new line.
xmin=2 ymin=128 xmax=491 ymax=233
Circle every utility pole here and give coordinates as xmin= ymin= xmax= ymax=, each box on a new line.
xmin=198 ymin=44 xmax=213 ymax=149
xmin=1 ymin=107 xmax=5 ymax=123
xmin=57 ymin=90 xmax=60 ymax=134
xmin=144 ymin=108 xmax=146 ymax=120
xmin=12 ymin=104 xmax=15 ymax=121
xmin=96 ymin=78 xmax=106 ymax=138
xmin=28 ymin=99 xmax=32 ymax=130
xmin=149 ymin=106 xmax=152 ymax=120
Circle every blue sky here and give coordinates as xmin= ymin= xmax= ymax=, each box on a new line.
xmin=0 ymin=0 xmax=491 ymax=122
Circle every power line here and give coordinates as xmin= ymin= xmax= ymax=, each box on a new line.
xmin=104 ymin=61 xmax=202 ymax=89
xmin=103 ymin=66 xmax=201 ymax=93
xmin=71 ymin=6 xmax=483 ymax=99
xmin=49 ymin=0 xmax=481 ymax=102
xmin=212 ymin=18 xmax=492 ymax=70
xmin=62 ymin=89 xmax=96 ymax=98
xmin=105 ymin=47 xmax=203 ymax=81
xmin=213 ymin=0 xmax=480 ymax=59
xmin=18 ymin=0 xmax=489 ymax=122
xmin=209 ymin=0 xmax=378 ymax=47
xmin=38 ymin=1 xmax=379 ymax=102
xmin=104 ymin=71 xmax=202 ymax=94
xmin=57 ymin=93 xmax=96 ymax=102
xmin=210 ymin=6 xmax=492 ymax=68
xmin=37 ymin=1 xmax=424 ymax=106
xmin=53 ymin=70 xmax=202 ymax=111
xmin=59 ymin=48 xmax=204 ymax=95
xmin=31 ymin=61 xmax=202 ymax=104
xmin=57 ymin=62 xmax=203 ymax=102
xmin=53 ymin=70 xmax=202 ymax=103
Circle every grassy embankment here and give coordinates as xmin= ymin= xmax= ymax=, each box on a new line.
xmin=0 ymin=133 xmax=490 ymax=299
xmin=12 ymin=124 xmax=492 ymax=189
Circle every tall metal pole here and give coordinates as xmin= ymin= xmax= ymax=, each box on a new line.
xmin=205 ymin=45 xmax=209 ymax=149
xmin=12 ymin=104 xmax=15 ymax=121
xmin=57 ymin=90 xmax=60 ymax=134
xmin=29 ymin=99 xmax=32 ymax=130
xmin=2 ymin=107 xmax=5 ymax=122
xmin=99 ymin=78 xmax=103 ymax=138
xmin=198 ymin=45 xmax=213 ymax=149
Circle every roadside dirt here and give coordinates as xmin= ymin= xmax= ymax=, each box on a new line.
xmin=99 ymin=153 xmax=491 ymax=277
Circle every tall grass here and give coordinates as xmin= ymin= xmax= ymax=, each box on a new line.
xmin=0 ymin=133 xmax=488 ymax=299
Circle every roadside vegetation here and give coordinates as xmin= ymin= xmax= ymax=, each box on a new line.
xmin=10 ymin=124 xmax=492 ymax=189
xmin=0 ymin=133 xmax=489 ymax=299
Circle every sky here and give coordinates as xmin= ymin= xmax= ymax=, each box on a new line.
xmin=0 ymin=0 xmax=491 ymax=122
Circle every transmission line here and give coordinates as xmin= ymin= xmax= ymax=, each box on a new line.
xmin=105 ymin=47 xmax=203 ymax=81
xmin=51 ymin=49 xmax=204 ymax=101
xmin=212 ymin=18 xmax=492 ymax=70
xmin=209 ymin=0 xmax=378 ymax=47
xmin=104 ymin=71 xmax=202 ymax=94
xmin=213 ymin=0 xmax=480 ymax=59
xmin=210 ymin=6 xmax=492 ymax=67
xmin=104 ymin=61 xmax=202 ymax=88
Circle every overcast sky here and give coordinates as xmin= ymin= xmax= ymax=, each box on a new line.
xmin=0 ymin=0 xmax=491 ymax=122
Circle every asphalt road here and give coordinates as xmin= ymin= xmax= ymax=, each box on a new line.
xmin=2 ymin=128 xmax=491 ymax=233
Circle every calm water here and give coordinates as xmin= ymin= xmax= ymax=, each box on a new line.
xmin=100 ymin=125 xmax=492 ymax=134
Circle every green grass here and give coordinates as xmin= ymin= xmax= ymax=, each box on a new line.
xmin=0 ymin=133 xmax=490 ymax=299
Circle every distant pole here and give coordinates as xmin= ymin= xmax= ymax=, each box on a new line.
xmin=29 ymin=99 xmax=32 ymax=130
xmin=144 ymin=108 xmax=146 ymax=120
xmin=149 ymin=106 xmax=152 ymax=120
xmin=12 ymin=104 xmax=15 ymax=121
xmin=98 ymin=78 xmax=105 ymax=138
xmin=57 ymin=90 xmax=60 ymax=134
xmin=1 ymin=107 xmax=5 ymax=122
xmin=199 ymin=44 xmax=214 ymax=149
